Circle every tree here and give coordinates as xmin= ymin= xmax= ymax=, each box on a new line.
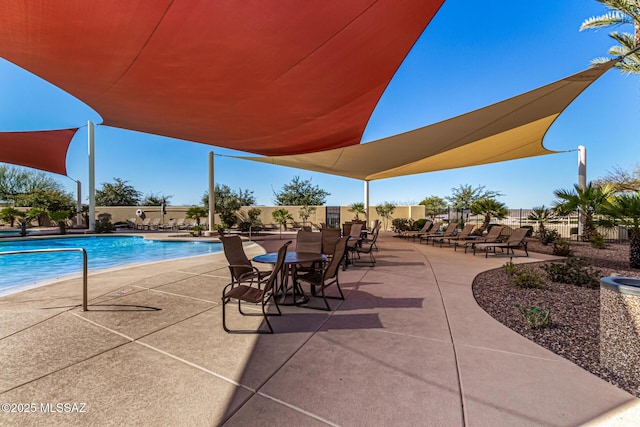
xmin=595 ymin=163 xmax=640 ymax=193
xmin=298 ymin=204 xmax=316 ymax=227
xmin=600 ymin=192 xmax=640 ymax=268
xmin=446 ymin=185 xmax=503 ymax=211
xmin=470 ymin=198 xmax=509 ymax=232
xmin=553 ymin=182 xmax=613 ymax=241
xmin=0 ymin=165 xmax=68 ymax=206
xmin=0 ymin=207 xmax=21 ymax=227
xmin=348 ymin=202 xmax=366 ymax=221
xmin=26 ymin=207 xmax=47 ymax=227
xmin=21 ymin=188 xmax=75 ymax=212
xmin=580 ymin=0 xmax=640 ymax=75
xmin=272 ymin=208 xmax=293 ymax=238
xmin=141 ymin=193 xmax=172 ymax=206
xmin=419 ymin=195 xmax=447 ymax=219
xmin=186 ymin=206 xmax=208 ymax=226
xmin=527 ymin=205 xmax=555 ymax=239
xmin=95 ymin=178 xmax=141 ymax=206
xmin=273 ymin=176 xmax=329 ymax=206
xmin=375 ymin=202 xmax=396 ymax=231
xmin=203 ymin=184 xmax=253 ymax=228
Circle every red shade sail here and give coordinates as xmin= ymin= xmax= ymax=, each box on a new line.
xmin=0 ymin=130 xmax=76 ymax=175
xmin=0 ymin=0 xmax=444 ymax=175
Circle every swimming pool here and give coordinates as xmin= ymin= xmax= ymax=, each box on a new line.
xmin=0 ymin=236 xmax=222 ymax=295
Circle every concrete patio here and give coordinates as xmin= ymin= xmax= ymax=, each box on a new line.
xmin=0 ymin=233 xmax=638 ymax=426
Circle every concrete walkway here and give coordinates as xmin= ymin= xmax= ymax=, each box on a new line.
xmin=0 ymin=233 xmax=638 ymax=426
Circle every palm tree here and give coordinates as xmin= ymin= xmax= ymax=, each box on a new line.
xmin=600 ymin=193 xmax=640 ymax=268
xmin=470 ymin=198 xmax=508 ymax=232
xmin=580 ymin=0 xmax=640 ymax=74
xmin=348 ymin=202 xmax=366 ymax=221
xmin=553 ymin=182 xmax=613 ymax=241
xmin=527 ymin=205 xmax=555 ymax=238
xmin=272 ymin=208 xmax=293 ymax=239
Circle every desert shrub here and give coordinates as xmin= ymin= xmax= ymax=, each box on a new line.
xmin=413 ymin=218 xmax=428 ymax=230
xmin=540 ymin=229 xmax=560 ymax=245
xmin=541 ymin=257 xmax=601 ymax=288
xmin=590 ymin=233 xmax=607 ymax=249
xmin=514 ymin=304 xmax=552 ymax=329
xmin=552 ymin=238 xmax=572 ymax=256
xmin=503 ymin=261 xmax=545 ymax=289
xmin=391 ymin=218 xmax=413 ymax=232
xmin=95 ymin=212 xmax=115 ymax=233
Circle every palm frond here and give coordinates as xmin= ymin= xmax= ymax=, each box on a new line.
xmin=580 ymin=11 xmax=632 ymax=30
xmin=609 ymin=31 xmax=637 ymax=48
xmin=602 ymin=0 xmax=640 ymax=22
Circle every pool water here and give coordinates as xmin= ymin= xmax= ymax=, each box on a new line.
xmin=0 ymin=236 xmax=222 ymax=295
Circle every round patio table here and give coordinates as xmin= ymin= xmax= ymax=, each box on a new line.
xmin=253 ymin=252 xmax=326 ymax=306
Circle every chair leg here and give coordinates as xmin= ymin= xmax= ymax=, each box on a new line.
xmin=222 ymin=297 xmax=230 ymax=332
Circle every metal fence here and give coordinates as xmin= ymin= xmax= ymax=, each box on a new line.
xmin=431 ymin=208 xmax=630 ymax=244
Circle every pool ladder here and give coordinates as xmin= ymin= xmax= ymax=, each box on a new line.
xmin=0 ymin=248 xmax=88 ymax=311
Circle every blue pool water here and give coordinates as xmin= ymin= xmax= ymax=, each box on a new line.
xmin=0 ymin=236 xmax=222 ymax=295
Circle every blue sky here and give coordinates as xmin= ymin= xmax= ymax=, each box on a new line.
xmin=1 ymin=0 xmax=638 ymax=209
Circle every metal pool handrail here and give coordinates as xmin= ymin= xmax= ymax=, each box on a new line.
xmin=0 ymin=248 xmax=88 ymax=311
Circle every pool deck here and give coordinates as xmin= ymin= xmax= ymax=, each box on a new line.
xmin=0 ymin=232 xmax=638 ymax=426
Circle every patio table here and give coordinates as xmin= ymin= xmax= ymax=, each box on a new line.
xmin=253 ymin=251 xmax=326 ymax=306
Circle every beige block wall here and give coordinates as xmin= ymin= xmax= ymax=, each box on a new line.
xmin=21 ymin=204 xmax=426 ymax=230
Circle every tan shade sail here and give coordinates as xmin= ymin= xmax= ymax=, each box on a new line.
xmin=0 ymin=130 xmax=77 ymax=175
xmin=234 ymin=61 xmax=616 ymax=180
xmin=0 ymin=0 xmax=444 ymax=175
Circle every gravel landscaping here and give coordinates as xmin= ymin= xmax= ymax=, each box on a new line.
xmin=472 ymin=238 xmax=640 ymax=397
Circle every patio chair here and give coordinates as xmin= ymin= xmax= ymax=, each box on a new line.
xmin=361 ymin=221 xmax=381 ymax=251
xmin=423 ymin=222 xmax=457 ymax=245
xmin=348 ymin=228 xmax=379 ymax=267
xmin=297 ymin=237 xmax=348 ymax=310
xmin=220 ymin=235 xmax=271 ymax=288
xmin=461 ymin=225 xmax=505 ymax=253
xmin=296 ymin=230 xmax=323 ymax=273
xmin=321 ymin=228 xmax=341 ymax=258
xmin=222 ymin=241 xmax=291 ymax=334
xmin=437 ymin=223 xmax=475 ymax=248
xmin=401 ymin=220 xmax=433 ymax=240
xmin=474 ymin=227 xmax=529 ymax=257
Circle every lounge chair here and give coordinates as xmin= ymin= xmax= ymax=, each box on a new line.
xmin=474 ymin=227 xmax=529 ymax=257
xmin=401 ymin=220 xmax=433 ymax=240
xmin=297 ymin=237 xmax=349 ymax=310
xmin=416 ymin=221 xmax=444 ymax=244
xmin=222 ymin=241 xmax=290 ymax=334
xmin=438 ymin=223 xmax=476 ymax=248
xmin=422 ymin=222 xmax=457 ymax=245
xmin=460 ymin=225 xmax=506 ymax=253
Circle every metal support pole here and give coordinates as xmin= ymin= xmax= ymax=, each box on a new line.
xmin=88 ymin=121 xmax=95 ymax=231
xmin=578 ymin=145 xmax=586 ymax=238
xmin=208 ymin=151 xmax=215 ymax=232
xmin=364 ymin=180 xmax=370 ymax=228
xmin=76 ymin=180 xmax=82 ymax=227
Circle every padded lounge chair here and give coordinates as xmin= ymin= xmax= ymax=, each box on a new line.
xmin=438 ymin=223 xmax=476 ymax=248
xmin=460 ymin=225 xmax=505 ymax=253
xmin=474 ymin=227 xmax=529 ymax=257
xmin=222 ymin=241 xmax=291 ymax=334
xmin=297 ymin=237 xmax=349 ymax=310
xmin=423 ymin=222 xmax=457 ymax=245
xmin=401 ymin=220 xmax=433 ymax=240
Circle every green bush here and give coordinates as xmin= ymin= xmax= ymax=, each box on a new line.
xmin=95 ymin=212 xmax=115 ymax=233
xmin=514 ymin=304 xmax=552 ymax=329
xmin=540 ymin=229 xmax=560 ymax=245
xmin=391 ymin=218 xmax=413 ymax=232
xmin=541 ymin=257 xmax=601 ymax=288
xmin=522 ymin=225 xmax=533 ymax=237
xmin=590 ymin=233 xmax=607 ymax=249
xmin=552 ymin=238 xmax=572 ymax=256
xmin=413 ymin=218 xmax=428 ymax=231
xmin=503 ymin=261 xmax=545 ymax=289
